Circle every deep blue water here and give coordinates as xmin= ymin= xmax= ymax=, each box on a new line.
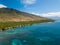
xmin=0 ymin=21 xmax=60 ymax=45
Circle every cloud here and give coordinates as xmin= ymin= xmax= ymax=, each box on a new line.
xmin=31 ymin=12 xmax=60 ymax=20
xmin=38 ymin=12 xmax=60 ymax=20
xmin=41 ymin=12 xmax=60 ymax=17
xmin=21 ymin=0 xmax=36 ymax=7
xmin=0 ymin=4 xmax=7 ymax=8
xmin=31 ymin=12 xmax=40 ymax=15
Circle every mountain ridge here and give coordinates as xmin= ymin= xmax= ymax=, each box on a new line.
xmin=0 ymin=8 xmax=50 ymax=22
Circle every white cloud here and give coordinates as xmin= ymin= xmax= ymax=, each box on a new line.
xmin=31 ymin=12 xmax=60 ymax=20
xmin=31 ymin=12 xmax=40 ymax=15
xmin=41 ymin=12 xmax=60 ymax=17
xmin=21 ymin=0 xmax=36 ymax=7
xmin=0 ymin=4 xmax=7 ymax=8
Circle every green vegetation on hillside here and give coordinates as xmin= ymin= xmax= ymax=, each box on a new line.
xmin=0 ymin=20 xmax=54 ymax=31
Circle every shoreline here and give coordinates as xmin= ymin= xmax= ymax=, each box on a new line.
xmin=0 ymin=20 xmax=54 ymax=31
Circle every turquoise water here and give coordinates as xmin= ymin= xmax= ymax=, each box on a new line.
xmin=0 ymin=21 xmax=60 ymax=45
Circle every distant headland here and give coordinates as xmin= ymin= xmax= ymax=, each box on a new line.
xmin=0 ymin=8 xmax=54 ymax=31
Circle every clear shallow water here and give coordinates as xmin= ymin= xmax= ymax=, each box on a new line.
xmin=0 ymin=22 xmax=60 ymax=45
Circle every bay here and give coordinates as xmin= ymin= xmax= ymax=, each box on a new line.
xmin=0 ymin=21 xmax=60 ymax=45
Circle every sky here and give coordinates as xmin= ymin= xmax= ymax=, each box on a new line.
xmin=0 ymin=0 xmax=60 ymax=19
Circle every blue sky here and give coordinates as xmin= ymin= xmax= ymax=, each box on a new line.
xmin=0 ymin=0 xmax=60 ymax=18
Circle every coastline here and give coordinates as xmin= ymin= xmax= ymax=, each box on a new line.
xmin=0 ymin=20 xmax=54 ymax=31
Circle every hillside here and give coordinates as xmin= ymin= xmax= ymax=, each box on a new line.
xmin=0 ymin=8 xmax=50 ymax=22
xmin=0 ymin=8 xmax=54 ymax=31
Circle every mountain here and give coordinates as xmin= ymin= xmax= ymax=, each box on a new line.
xmin=0 ymin=8 xmax=55 ymax=30
xmin=0 ymin=8 xmax=53 ymax=22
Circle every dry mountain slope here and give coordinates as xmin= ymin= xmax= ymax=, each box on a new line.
xmin=0 ymin=8 xmax=54 ymax=30
xmin=0 ymin=8 xmax=51 ymax=22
